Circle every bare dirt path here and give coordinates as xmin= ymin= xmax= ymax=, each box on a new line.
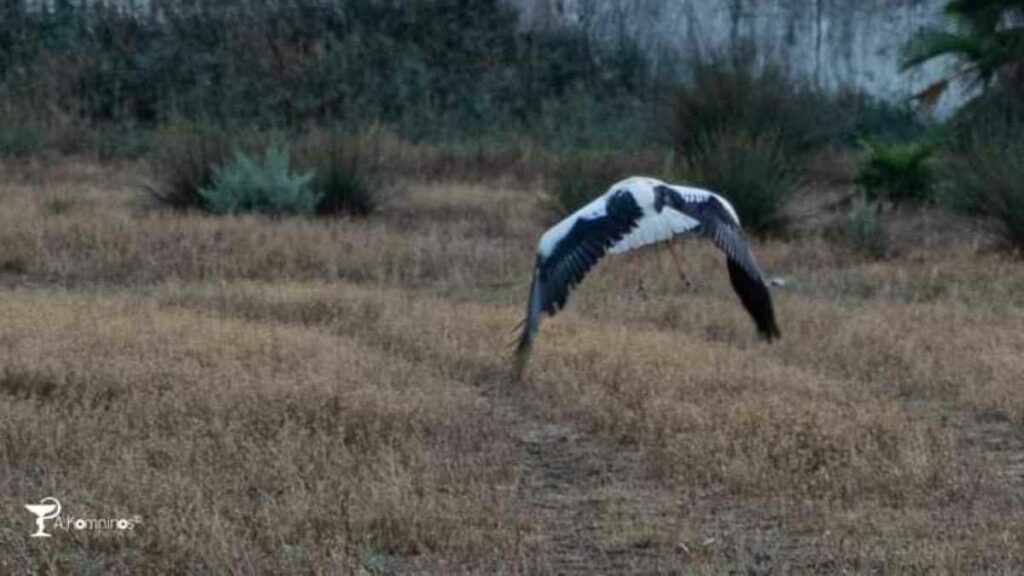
xmin=477 ymin=378 xmax=683 ymax=575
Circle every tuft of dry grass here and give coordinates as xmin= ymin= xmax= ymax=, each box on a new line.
xmin=2 ymin=161 xmax=1024 ymax=573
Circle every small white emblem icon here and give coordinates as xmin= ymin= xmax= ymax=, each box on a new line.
xmin=25 ymin=497 xmax=62 ymax=538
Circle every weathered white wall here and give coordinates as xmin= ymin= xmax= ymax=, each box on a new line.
xmin=20 ymin=0 xmax=968 ymax=114
xmin=511 ymin=0 xmax=967 ymax=116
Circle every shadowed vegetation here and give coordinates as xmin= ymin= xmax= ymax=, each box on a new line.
xmin=678 ymin=131 xmax=796 ymax=235
xmin=0 ymin=0 xmax=657 ymax=152
xmin=947 ymin=116 xmax=1024 ymax=250
xmin=855 ymin=136 xmax=939 ymax=207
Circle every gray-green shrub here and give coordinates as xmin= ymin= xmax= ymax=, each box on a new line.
xmin=199 ymin=146 xmax=317 ymax=216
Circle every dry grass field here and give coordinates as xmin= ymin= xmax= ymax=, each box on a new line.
xmin=2 ymin=159 xmax=1024 ymax=574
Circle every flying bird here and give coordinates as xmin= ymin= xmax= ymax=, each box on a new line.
xmin=515 ymin=176 xmax=780 ymax=373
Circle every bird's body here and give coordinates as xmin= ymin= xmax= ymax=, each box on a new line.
xmin=516 ymin=176 xmax=779 ymax=374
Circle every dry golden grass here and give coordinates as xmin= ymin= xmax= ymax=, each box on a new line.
xmin=2 ymin=160 xmax=1024 ymax=573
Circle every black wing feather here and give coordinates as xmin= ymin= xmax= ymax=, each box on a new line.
xmin=726 ymin=256 xmax=781 ymax=340
xmin=515 ymin=190 xmax=643 ymax=366
xmin=656 ymin=186 xmax=781 ymax=341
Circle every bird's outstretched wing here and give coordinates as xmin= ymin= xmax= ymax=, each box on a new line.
xmin=515 ymin=189 xmax=643 ymax=371
xmin=654 ymin=185 xmax=781 ymax=340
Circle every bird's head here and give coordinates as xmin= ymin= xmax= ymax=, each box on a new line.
xmin=653 ymin=185 xmax=672 ymax=213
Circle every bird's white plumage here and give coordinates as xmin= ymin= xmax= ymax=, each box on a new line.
xmin=538 ymin=176 xmax=729 ymax=258
xmin=609 ymin=178 xmax=703 ymax=253
xmin=537 ymin=193 xmax=608 ymax=257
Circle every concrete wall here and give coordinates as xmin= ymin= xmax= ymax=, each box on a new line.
xmin=511 ymin=0 xmax=967 ymax=116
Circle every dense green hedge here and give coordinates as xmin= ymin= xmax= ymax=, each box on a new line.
xmin=0 ymin=0 xmax=655 ymax=147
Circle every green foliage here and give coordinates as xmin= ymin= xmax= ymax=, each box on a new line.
xmin=199 ymin=146 xmax=317 ymax=216
xmin=679 ymin=131 xmax=795 ymax=236
xmin=946 ymin=118 xmax=1024 ymax=251
xmin=901 ymin=0 xmax=1024 ymax=103
xmin=663 ymin=48 xmax=932 ymax=237
xmin=668 ymin=48 xmax=929 ymax=159
xmin=842 ymin=195 xmax=889 ymax=259
xmin=947 ymin=83 xmax=1024 ymax=146
xmin=855 ymin=136 xmax=939 ymax=206
xmin=827 ymin=91 xmax=929 ymax=147
xmin=941 ymin=84 xmax=1024 ymax=214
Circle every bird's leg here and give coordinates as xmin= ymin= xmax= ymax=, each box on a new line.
xmin=632 ymin=251 xmax=647 ymax=298
xmin=665 ymin=240 xmax=693 ymax=291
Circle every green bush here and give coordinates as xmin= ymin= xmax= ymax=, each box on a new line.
xmin=199 ymin=146 xmax=317 ymax=216
xmin=947 ymin=122 xmax=1024 ymax=251
xmin=855 ymin=136 xmax=938 ymax=207
xmin=842 ymin=195 xmax=889 ymax=258
xmin=679 ymin=131 xmax=795 ymax=236
xmin=901 ymin=0 xmax=1024 ymax=107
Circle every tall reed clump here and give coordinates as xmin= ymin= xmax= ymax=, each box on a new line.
xmin=681 ymin=131 xmax=796 ymax=235
xmin=148 ymin=125 xmax=235 ymax=210
xmin=544 ymin=152 xmax=664 ymax=220
xmin=293 ymin=130 xmax=388 ymax=217
xmin=669 ymin=52 xmax=830 ymax=160
xmin=546 ymin=153 xmax=629 ymax=219
xmin=947 ymin=122 xmax=1024 ymax=251
xmin=935 ymin=85 xmax=1024 ymax=251
xmin=667 ymin=50 xmax=824 ymax=235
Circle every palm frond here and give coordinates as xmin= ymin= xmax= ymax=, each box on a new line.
xmin=901 ymin=30 xmax=984 ymax=71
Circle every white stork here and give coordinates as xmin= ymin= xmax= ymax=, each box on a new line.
xmin=516 ymin=176 xmax=780 ymax=371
